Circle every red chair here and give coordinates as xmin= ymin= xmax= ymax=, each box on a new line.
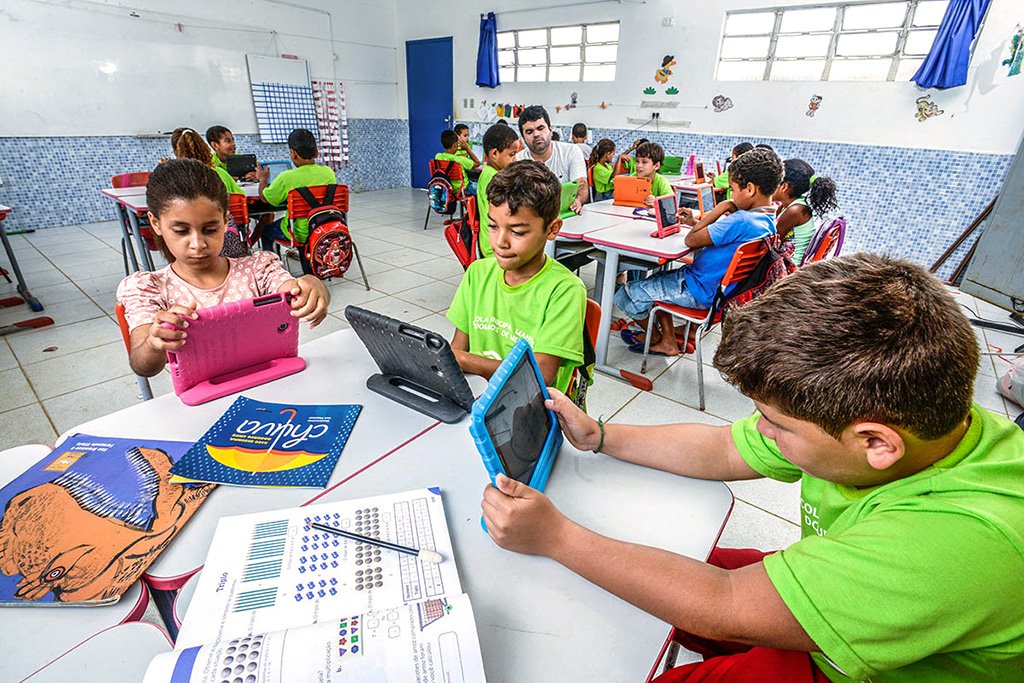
xmin=566 ymin=298 xmax=602 ymax=408
xmin=586 ymin=164 xmax=596 ymax=203
xmin=640 ymin=239 xmax=769 ymax=410
xmin=115 ymin=302 xmax=153 ymax=401
xmin=276 ymin=184 xmax=370 ymax=290
xmin=111 ymin=172 xmax=150 ymax=189
xmin=800 ymin=217 xmax=846 ymax=266
xmin=423 ymin=159 xmax=466 ymax=230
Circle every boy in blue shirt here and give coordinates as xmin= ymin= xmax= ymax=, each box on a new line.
xmin=614 ymin=148 xmax=783 ymax=356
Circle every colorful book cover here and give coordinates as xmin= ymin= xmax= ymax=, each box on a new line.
xmin=170 ymin=396 xmax=362 ymax=489
xmin=0 ymin=435 xmax=213 ymax=607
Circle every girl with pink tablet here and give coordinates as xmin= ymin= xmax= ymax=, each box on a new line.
xmin=116 ymin=158 xmax=329 ymax=378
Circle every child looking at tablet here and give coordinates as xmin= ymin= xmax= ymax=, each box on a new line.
xmin=588 ymin=139 xmax=616 ymax=201
xmin=774 ymin=159 xmax=838 ymax=265
xmin=116 ymin=159 xmax=329 ymax=377
xmin=476 ymin=123 xmax=521 ymax=258
xmin=447 ymin=160 xmax=586 ymax=398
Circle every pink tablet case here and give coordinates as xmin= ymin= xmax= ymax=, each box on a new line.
xmin=165 ymin=293 xmax=305 ymax=406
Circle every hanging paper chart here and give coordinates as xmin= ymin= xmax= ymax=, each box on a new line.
xmin=311 ymin=80 xmax=349 ymax=169
xmin=246 ymin=54 xmax=318 ymax=144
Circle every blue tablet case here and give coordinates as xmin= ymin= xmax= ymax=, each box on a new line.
xmin=469 ymin=339 xmax=563 ymax=503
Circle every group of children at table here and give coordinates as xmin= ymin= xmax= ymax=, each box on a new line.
xmin=114 ymin=107 xmax=1024 ymax=683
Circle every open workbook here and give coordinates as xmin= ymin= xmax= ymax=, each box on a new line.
xmin=143 ymin=487 xmax=486 ymax=682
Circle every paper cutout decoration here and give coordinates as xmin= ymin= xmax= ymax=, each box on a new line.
xmin=556 ymin=105 xmax=562 ymax=113
xmin=643 ymin=86 xmax=657 ymax=95
xmin=1003 ymin=23 xmax=1024 ymax=77
xmin=712 ymin=95 xmax=733 ymax=113
xmin=655 ymin=55 xmax=676 ymax=84
xmin=564 ymin=92 xmax=579 ymax=110
xmin=914 ymin=95 xmax=944 ymax=122
xmin=600 ymin=101 xmax=608 ymax=109
xmin=477 ymin=100 xmax=497 ymax=122
xmin=806 ymin=95 xmax=823 ymax=117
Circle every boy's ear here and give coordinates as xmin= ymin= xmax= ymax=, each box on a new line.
xmin=847 ymin=422 xmax=905 ymax=471
xmin=546 ymin=217 xmax=563 ymax=240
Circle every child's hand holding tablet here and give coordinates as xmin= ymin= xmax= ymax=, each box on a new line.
xmin=283 ymin=275 xmax=329 ymax=327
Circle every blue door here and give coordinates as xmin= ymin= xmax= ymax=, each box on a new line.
xmin=406 ymin=37 xmax=453 ymax=189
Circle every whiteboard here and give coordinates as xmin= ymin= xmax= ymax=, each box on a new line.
xmin=246 ymin=55 xmax=311 ymax=88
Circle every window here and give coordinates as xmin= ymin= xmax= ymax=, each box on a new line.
xmin=498 ymin=22 xmax=619 ymax=83
xmin=716 ymin=0 xmax=949 ymax=82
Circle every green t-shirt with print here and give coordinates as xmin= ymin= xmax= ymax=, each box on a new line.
xmin=475 ymin=164 xmax=498 ymax=258
xmin=732 ymin=404 xmax=1024 ymax=683
xmin=633 ymin=171 xmax=672 ymax=198
xmin=213 ymin=155 xmax=229 ymax=173
xmin=261 ymin=163 xmax=338 ymax=243
xmin=213 ymin=166 xmax=243 ymax=196
xmin=592 ymin=162 xmax=614 ymax=194
xmin=447 ymin=255 xmax=586 ymax=395
xmin=712 ymin=171 xmax=732 ymax=200
xmin=435 ymin=152 xmax=475 ymax=194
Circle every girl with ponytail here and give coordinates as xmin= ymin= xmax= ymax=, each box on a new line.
xmin=775 ymin=159 xmax=838 ymax=264
xmin=588 ymin=138 xmax=617 ymax=201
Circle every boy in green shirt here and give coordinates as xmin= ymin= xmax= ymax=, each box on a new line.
xmin=255 ymin=128 xmax=337 ymax=253
xmin=436 ymin=130 xmax=477 ymax=196
xmin=481 ymin=253 xmax=1024 ymax=682
xmin=630 ymin=141 xmax=672 ymax=207
xmin=475 ymin=123 xmax=520 ymax=258
xmin=205 ymin=125 xmax=259 ymax=181
xmin=453 ymin=123 xmax=482 ymax=169
xmin=710 ymin=141 xmax=754 ymax=201
xmin=448 ymin=160 xmax=586 ymax=397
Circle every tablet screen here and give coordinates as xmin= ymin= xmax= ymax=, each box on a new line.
xmin=656 ymin=196 xmax=678 ymax=228
xmin=483 ymin=353 xmax=551 ymax=483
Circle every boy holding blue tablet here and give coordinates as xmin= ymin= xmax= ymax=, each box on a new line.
xmin=447 ymin=160 xmax=586 ymax=400
xmin=482 ymin=254 xmax=1024 ymax=682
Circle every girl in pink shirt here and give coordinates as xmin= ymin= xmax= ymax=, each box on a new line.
xmin=117 ymin=158 xmax=329 ymax=377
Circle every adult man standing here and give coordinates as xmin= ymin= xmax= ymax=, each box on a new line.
xmin=515 ymin=105 xmax=588 ymax=213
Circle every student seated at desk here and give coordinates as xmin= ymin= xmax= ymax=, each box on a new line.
xmin=476 ymin=123 xmax=521 ymax=259
xmin=483 ymin=253 xmax=1024 ymax=683
xmin=614 ymin=148 xmax=782 ymax=357
xmin=254 ymin=128 xmax=337 ymax=254
xmin=436 ymin=129 xmax=478 ymax=197
xmin=116 ymin=159 xmax=329 ymax=377
xmin=627 ymin=141 xmax=673 ymax=208
xmin=709 ymin=141 xmax=753 ymax=201
xmin=775 ymin=159 xmax=839 ymax=265
xmin=205 ymin=125 xmax=257 ymax=181
xmin=448 ymin=160 xmax=586 ymax=399
xmin=571 ymin=122 xmax=592 ymax=159
xmin=588 ymin=139 xmax=616 ymax=202
xmin=453 ymin=123 xmax=482 ymax=170
xmin=614 ymin=137 xmax=648 ymax=176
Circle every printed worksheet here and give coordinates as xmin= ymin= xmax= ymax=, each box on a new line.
xmin=176 ymin=487 xmax=461 ymax=649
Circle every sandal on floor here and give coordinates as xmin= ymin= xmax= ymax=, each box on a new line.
xmin=628 ymin=342 xmax=677 ymax=357
xmin=620 ymin=329 xmax=645 ymax=346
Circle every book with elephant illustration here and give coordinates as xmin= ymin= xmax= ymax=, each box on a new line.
xmin=0 ymin=435 xmax=213 ymax=607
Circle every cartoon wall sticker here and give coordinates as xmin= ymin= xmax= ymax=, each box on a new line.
xmin=655 ymin=55 xmax=676 ymax=84
xmin=600 ymin=101 xmax=608 ymax=110
xmin=1003 ymin=23 xmax=1024 ymax=77
xmin=712 ymin=95 xmax=733 ymax=113
xmin=665 ymin=86 xmax=679 ymax=95
xmin=565 ymin=92 xmax=579 ymax=110
xmin=806 ymin=95 xmax=823 ymax=117
xmin=914 ymin=95 xmax=944 ymax=122
xmin=643 ymin=86 xmax=657 ymax=95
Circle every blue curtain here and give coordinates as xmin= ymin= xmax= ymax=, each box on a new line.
xmin=476 ymin=12 xmax=500 ymax=88
xmin=912 ymin=0 xmax=992 ymax=89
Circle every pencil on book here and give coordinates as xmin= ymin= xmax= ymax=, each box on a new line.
xmin=309 ymin=522 xmax=445 ymax=564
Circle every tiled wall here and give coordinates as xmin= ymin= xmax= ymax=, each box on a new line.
xmin=0 ymin=119 xmax=411 ymax=232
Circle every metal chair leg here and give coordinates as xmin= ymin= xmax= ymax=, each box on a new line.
xmin=351 ymin=241 xmax=370 ymax=291
xmin=695 ymin=326 xmax=706 ymax=411
xmin=423 ymin=204 xmax=432 ymax=230
xmin=641 ymin=306 xmax=657 ymax=374
xmin=136 ymin=375 xmax=153 ymax=401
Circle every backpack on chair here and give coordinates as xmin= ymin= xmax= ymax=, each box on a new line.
xmin=295 ymin=185 xmax=353 ymax=280
xmin=428 ymin=160 xmax=460 ymax=215
xmin=716 ymin=237 xmax=795 ymax=318
xmin=445 ymin=197 xmax=480 ymax=269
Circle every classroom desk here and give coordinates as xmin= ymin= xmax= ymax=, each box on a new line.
xmin=22 ymin=621 xmax=171 ymax=682
xmin=61 ymin=329 xmax=485 ymax=588
xmin=582 ymin=208 xmax=693 ymax=383
xmin=583 ymin=199 xmax=650 ymax=219
xmin=0 ymin=205 xmax=43 ymax=312
xmin=293 ymin=418 xmax=735 ymax=681
xmin=546 ymin=209 xmax=633 ymax=258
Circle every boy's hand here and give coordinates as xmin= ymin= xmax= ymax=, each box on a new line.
xmin=243 ymin=171 xmax=259 ymax=182
xmin=481 ymin=474 xmax=569 ymax=557
xmin=147 ymin=303 xmax=198 ymax=352
xmin=287 ymin=276 xmax=329 ymax=327
xmin=255 ymin=165 xmax=270 ymax=183
xmin=570 ymin=197 xmax=583 ymax=213
xmin=545 ymin=389 xmax=602 ymax=451
xmin=643 ymin=194 xmax=655 ymax=208
xmin=677 ymin=207 xmax=696 ymax=226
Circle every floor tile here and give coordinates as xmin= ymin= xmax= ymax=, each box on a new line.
xmin=652 ymin=358 xmax=756 ymax=423
xmin=0 ymin=340 xmax=16 ymax=372
xmin=394 ymin=281 xmax=458 ymax=313
xmin=43 ymin=374 xmax=150 ymax=437
xmin=369 ymin=269 xmax=436 ymax=296
xmin=0 ymin=403 xmax=57 ymax=449
xmin=584 ymin=373 xmax=640 ymax=421
xmin=727 ymin=477 xmax=802 ymax=526
xmin=21 ymin=341 xmax=130 ymax=400
xmin=357 ymin=295 xmax=433 ymax=322
xmin=405 ymin=258 xmax=465 ymax=281
xmin=0 ymin=297 xmax=106 ymax=329
xmin=609 ymin=391 xmax=729 ymax=427
xmin=715 ymin=499 xmax=801 ymax=553
xmin=296 ymin=312 xmax=351 ymax=344
xmin=8 ymin=316 xmax=120 ymax=365
xmin=325 ymin=281 xmax=385 ymax=314
xmin=0 ymin=367 xmax=36 ymax=412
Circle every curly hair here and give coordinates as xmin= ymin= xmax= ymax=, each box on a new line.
xmin=171 ymin=128 xmax=213 ymax=167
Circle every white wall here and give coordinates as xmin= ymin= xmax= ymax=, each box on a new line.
xmin=0 ymin=0 xmax=402 ymax=136
xmin=394 ymin=0 xmax=1024 ymax=154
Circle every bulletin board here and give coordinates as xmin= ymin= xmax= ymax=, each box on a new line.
xmin=246 ymin=54 xmax=318 ymax=144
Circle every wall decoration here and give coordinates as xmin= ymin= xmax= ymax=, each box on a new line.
xmin=477 ymin=99 xmax=497 ymax=122
xmin=643 ymin=87 xmax=657 ymax=95
xmin=711 ymin=95 xmax=733 ymax=113
xmin=914 ymin=95 xmax=944 ymax=122
xmin=1003 ymin=23 xmax=1024 ymax=77
xmin=806 ymin=95 xmax=823 ymax=117
xmin=665 ymin=87 xmax=679 ymax=95
xmin=564 ymin=92 xmax=579 ymax=110
xmin=246 ymin=55 xmax=317 ymax=144
xmin=600 ymin=101 xmax=608 ymax=109
xmin=641 ymin=100 xmax=679 ymax=109
xmin=311 ymin=80 xmax=349 ymax=168
xmin=555 ymin=105 xmax=562 ymax=113
xmin=654 ymin=55 xmax=677 ymax=84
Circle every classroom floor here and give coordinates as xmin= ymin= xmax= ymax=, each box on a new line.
xmin=1 ymin=186 xmax=1020 ymax=560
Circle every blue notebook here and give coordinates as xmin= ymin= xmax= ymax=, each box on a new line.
xmin=170 ymin=396 xmax=362 ymax=489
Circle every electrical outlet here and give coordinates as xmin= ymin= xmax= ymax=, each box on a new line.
xmin=662 ymin=17 xmax=674 ymax=27
xmin=652 ymin=112 xmax=661 ymax=120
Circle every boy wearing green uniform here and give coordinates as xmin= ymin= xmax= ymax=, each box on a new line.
xmin=631 ymin=141 xmax=672 ymax=207
xmin=448 ymin=160 xmax=586 ymax=397
xmin=480 ymin=253 xmax=1024 ymax=682
xmin=436 ymin=130 xmax=477 ymax=196
xmin=475 ymin=124 xmax=520 ymax=258
xmin=710 ymin=141 xmax=754 ymax=201
xmin=256 ymin=128 xmax=336 ymax=250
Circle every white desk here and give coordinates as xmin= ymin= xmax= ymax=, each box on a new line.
xmin=305 ymin=420 xmax=734 ymax=682
xmin=583 ymin=200 xmax=649 ymax=219
xmin=62 ymin=330 xmax=481 ymax=588
xmin=22 ymin=621 xmax=172 ymax=682
xmin=547 ymin=210 xmax=633 ymax=259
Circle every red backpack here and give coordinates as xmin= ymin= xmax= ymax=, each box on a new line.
xmin=716 ymin=237 xmax=796 ymax=318
xmin=444 ymin=197 xmax=480 ymax=269
xmin=295 ymin=185 xmax=352 ymax=280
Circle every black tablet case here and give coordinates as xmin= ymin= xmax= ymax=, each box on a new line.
xmin=226 ymin=154 xmax=258 ymax=178
xmin=344 ymin=305 xmax=475 ymax=423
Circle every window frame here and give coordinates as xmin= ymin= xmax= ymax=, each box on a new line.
xmin=497 ymin=21 xmax=620 ymax=83
xmin=716 ymin=0 xmax=948 ymax=82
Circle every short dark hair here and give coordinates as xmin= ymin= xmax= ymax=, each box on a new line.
xmin=635 ymin=141 xmax=665 ymax=165
xmin=454 ymin=123 xmax=469 ymax=135
xmin=288 ymin=129 xmax=318 ymax=159
xmin=728 ymin=148 xmax=783 ymax=196
xmin=440 ymin=129 xmax=459 ymax=149
xmin=483 ymin=123 xmax=519 ymax=154
xmin=714 ymin=254 xmax=979 ymax=440
xmin=551 ymin=130 xmax=561 ymax=141
xmin=755 ymin=143 xmax=775 ymax=152
xmin=205 ymin=125 xmax=231 ymax=144
xmin=517 ymin=105 xmax=550 ymax=133
xmin=571 ymin=123 xmax=587 ymax=138
xmin=733 ymin=142 xmax=754 ymax=157
xmin=146 ymin=159 xmax=227 ymax=262
xmin=497 ymin=119 xmax=509 ymax=126
xmin=486 ymin=160 xmax=561 ymax=224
